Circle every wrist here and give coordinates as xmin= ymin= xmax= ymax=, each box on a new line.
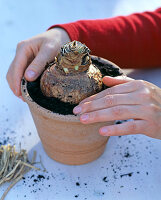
xmin=48 ymin=27 xmax=71 ymax=44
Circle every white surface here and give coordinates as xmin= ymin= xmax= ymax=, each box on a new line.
xmin=1 ymin=0 xmax=161 ymax=199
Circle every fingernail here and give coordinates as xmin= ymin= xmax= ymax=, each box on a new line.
xmin=81 ymin=114 xmax=89 ymax=121
xmin=26 ymin=70 xmax=36 ymax=79
xmin=73 ymin=106 xmax=82 ymax=114
xmin=100 ymin=127 xmax=108 ymax=135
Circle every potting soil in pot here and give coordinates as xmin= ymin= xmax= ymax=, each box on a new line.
xmin=27 ymin=56 xmax=124 ymax=115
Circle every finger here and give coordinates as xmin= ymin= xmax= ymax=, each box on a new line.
xmin=24 ymin=44 xmax=56 ymax=81
xmin=99 ymin=120 xmax=147 ymax=136
xmin=80 ymin=80 xmax=139 ymax=105
xmin=102 ymin=75 xmax=134 ymax=87
xmin=79 ymin=105 xmax=144 ymax=124
xmin=6 ymin=45 xmax=32 ymax=96
xmin=73 ymin=93 xmax=140 ymax=114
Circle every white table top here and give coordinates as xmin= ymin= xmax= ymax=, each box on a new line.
xmin=1 ymin=1 xmax=161 ymax=199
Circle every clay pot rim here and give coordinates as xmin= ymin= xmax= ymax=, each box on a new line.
xmin=21 ymin=56 xmax=124 ymax=123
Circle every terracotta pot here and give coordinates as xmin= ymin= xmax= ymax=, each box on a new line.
xmin=21 ymin=56 xmax=125 ymax=165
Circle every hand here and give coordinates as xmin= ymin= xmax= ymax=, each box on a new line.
xmin=6 ymin=28 xmax=71 ymax=98
xmin=73 ymin=76 xmax=161 ymax=139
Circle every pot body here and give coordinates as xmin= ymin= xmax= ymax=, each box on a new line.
xmin=30 ymin=102 xmax=110 ymax=165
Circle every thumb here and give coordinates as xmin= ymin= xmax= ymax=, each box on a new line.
xmin=24 ymin=46 xmax=56 ymax=81
xmin=103 ymin=75 xmax=134 ymax=87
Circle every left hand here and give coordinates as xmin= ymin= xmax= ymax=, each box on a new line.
xmin=73 ymin=76 xmax=161 ymax=139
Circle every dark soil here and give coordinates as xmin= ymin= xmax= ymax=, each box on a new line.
xmin=27 ymin=56 xmax=124 ymax=115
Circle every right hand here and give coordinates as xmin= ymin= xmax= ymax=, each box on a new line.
xmin=6 ymin=28 xmax=71 ymax=98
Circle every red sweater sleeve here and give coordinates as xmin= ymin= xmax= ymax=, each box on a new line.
xmin=49 ymin=8 xmax=161 ymax=69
